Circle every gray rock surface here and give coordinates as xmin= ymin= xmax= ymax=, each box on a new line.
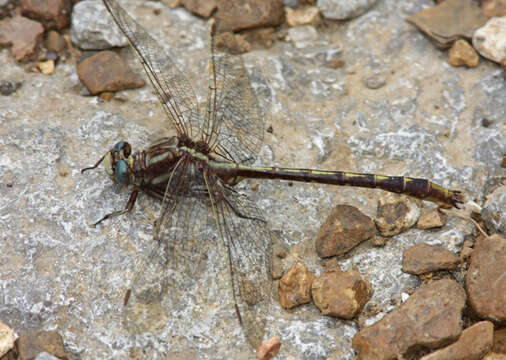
xmin=0 ymin=0 xmax=504 ymax=359
xmin=71 ymin=0 xmax=128 ymax=49
xmin=317 ymin=0 xmax=377 ymax=20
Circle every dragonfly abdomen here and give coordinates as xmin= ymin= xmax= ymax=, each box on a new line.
xmin=217 ymin=164 xmax=462 ymax=208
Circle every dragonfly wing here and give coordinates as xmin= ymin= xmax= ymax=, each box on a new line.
xmin=204 ymin=26 xmax=265 ymax=165
xmin=124 ymin=159 xmax=217 ymax=334
xmin=102 ymin=0 xmax=201 ymax=138
xmin=204 ymin=172 xmax=272 ymax=347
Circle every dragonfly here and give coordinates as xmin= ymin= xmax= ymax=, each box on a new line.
xmin=82 ymin=0 xmax=464 ymax=349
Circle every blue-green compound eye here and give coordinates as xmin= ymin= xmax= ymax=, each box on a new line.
xmin=113 ymin=141 xmax=126 ymax=152
xmin=114 ymin=160 xmax=131 ymax=185
xmin=113 ymin=141 xmax=131 ymax=157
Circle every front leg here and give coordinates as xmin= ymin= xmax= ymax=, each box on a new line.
xmin=91 ymin=188 xmax=139 ymax=227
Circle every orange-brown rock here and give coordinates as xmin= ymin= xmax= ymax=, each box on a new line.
xmin=278 ymin=262 xmax=314 ymax=309
xmin=216 ymin=0 xmax=284 ymax=32
xmin=256 ymin=335 xmax=281 ymax=360
xmin=0 ymin=16 xmax=44 ymax=62
xmin=449 ymin=39 xmax=479 ymax=67
xmin=16 ymin=330 xmax=68 ymax=360
xmin=421 ymin=321 xmax=494 ymax=360
xmin=352 ymin=279 xmax=466 ymax=360
xmin=466 ymin=234 xmax=506 ymax=324
xmin=312 ymin=268 xmax=372 ymax=319
xmin=285 ymin=6 xmax=321 ymax=27
xmin=482 ymin=0 xmax=506 ymax=17
xmin=402 ymin=243 xmax=459 ymax=275
xmin=77 ymin=51 xmax=145 ymax=95
xmin=316 ymin=205 xmax=375 ymax=258
xmin=375 ymin=195 xmax=419 ymax=237
xmin=20 ymin=0 xmax=71 ymax=30
xmin=181 ymin=0 xmax=217 ymax=18
xmin=417 ymin=208 xmax=447 ymax=229
xmin=406 ymin=0 xmax=488 ymax=48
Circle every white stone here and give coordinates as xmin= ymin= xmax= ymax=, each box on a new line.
xmin=317 ymin=0 xmax=377 ymax=20
xmin=0 ymin=322 xmax=16 ymax=357
xmin=472 ymin=16 xmax=506 ymax=63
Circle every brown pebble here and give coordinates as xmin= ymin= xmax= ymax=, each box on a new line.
xmin=16 ymin=330 xmax=67 ymax=360
xmin=493 ymin=327 xmax=506 ymax=353
xmin=0 ymin=16 xmax=45 ymax=62
xmin=37 ymin=59 xmax=55 ymax=75
xmin=285 ymin=6 xmax=321 ymax=27
xmin=316 ymin=204 xmax=375 ymax=258
xmin=181 ymin=0 xmax=217 ymax=18
xmin=420 ymin=321 xmax=494 ymax=360
xmin=402 ymin=243 xmax=459 ymax=274
xmin=417 ymin=208 xmax=447 ymax=229
xmin=324 ymin=58 xmax=345 ymax=68
xmin=20 ymin=0 xmax=71 ymax=30
xmin=216 ymin=0 xmax=284 ymax=32
xmin=278 ymin=262 xmax=314 ymax=309
xmin=448 ymin=39 xmax=479 ymax=67
xmin=77 ymin=50 xmax=145 ymax=95
xmin=256 ymin=335 xmax=281 ymax=360
xmin=352 ymin=279 xmax=466 ymax=359
xmin=45 ymin=30 xmax=66 ymax=53
xmin=482 ymin=0 xmax=506 ymax=18
xmin=312 ymin=268 xmax=372 ymax=319
xmin=375 ymin=195 xmax=419 ymax=237
xmin=466 ymin=234 xmax=506 ymax=324
xmin=99 ymin=91 xmax=115 ymax=101
xmin=0 ymin=322 xmax=16 ymax=359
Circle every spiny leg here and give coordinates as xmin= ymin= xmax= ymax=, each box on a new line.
xmin=91 ymin=189 xmax=139 ymax=227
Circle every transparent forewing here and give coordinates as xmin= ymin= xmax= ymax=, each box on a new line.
xmin=204 ymin=29 xmax=265 ymax=165
xmin=102 ymin=0 xmax=201 ymax=138
xmin=124 ymin=159 xmax=217 ymax=334
xmin=205 ymin=173 xmax=272 ymax=347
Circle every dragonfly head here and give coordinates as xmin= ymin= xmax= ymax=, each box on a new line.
xmin=81 ymin=141 xmax=134 ymax=186
xmin=104 ymin=141 xmax=134 ymax=185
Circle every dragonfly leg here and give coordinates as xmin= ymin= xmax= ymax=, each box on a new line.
xmin=91 ymin=188 xmax=139 ymax=227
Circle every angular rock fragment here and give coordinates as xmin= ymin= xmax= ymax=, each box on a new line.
xmin=256 ymin=335 xmax=281 ymax=360
xmin=375 ymin=195 xmax=419 ymax=237
xmin=482 ymin=0 xmax=506 ymax=18
xmin=285 ymin=6 xmax=321 ymax=27
xmin=0 ymin=15 xmax=44 ymax=61
xmin=181 ymin=0 xmax=216 ymax=18
xmin=352 ymin=279 xmax=466 ymax=360
xmin=466 ymin=234 xmax=506 ymax=324
xmin=402 ymin=243 xmax=459 ymax=275
xmin=278 ymin=261 xmax=314 ymax=309
xmin=448 ymin=39 xmax=479 ymax=67
xmin=420 ymin=321 xmax=494 ymax=360
xmin=473 ymin=16 xmax=506 ymax=64
xmin=316 ymin=204 xmax=375 ymax=258
xmin=216 ymin=0 xmax=284 ymax=32
xmin=20 ymin=0 xmax=71 ymax=30
xmin=493 ymin=327 xmax=506 ymax=353
xmin=406 ymin=0 xmax=488 ymax=48
xmin=16 ymin=331 xmax=67 ymax=360
xmin=417 ymin=208 xmax=447 ymax=229
xmin=0 ymin=322 xmax=16 ymax=358
xmin=312 ymin=268 xmax=372 ymax=319
xmin=45 ymin=30 xmax=66 ymax=53
xmin=77 ymin=50 xmax=145 ymax=95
